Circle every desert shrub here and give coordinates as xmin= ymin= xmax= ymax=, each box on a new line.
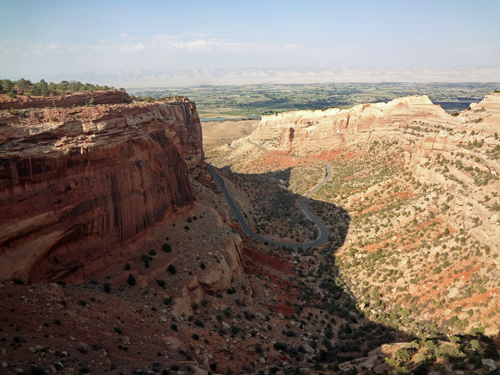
xmin=12 ymin=277 xmax=24 ymax=285
xmin=167 ymin=265 xmax=176 ymax=274
xmin=469 ymin=351 xmax=482 ymax=366
xmin=484 ymin=344 xmax=500 ymax=360
xmin=114 ymin=327 xmax=122 ymax=334
xmin=424 ymin=340 xmax=437 ymax=352
xmin=141 ymin=254 xmax=150 ymax=268
xmin=162 ymin=243 xmax=172 ymax=252
xmin=124 ymin=263 xmax=130 ymax=270
xmin=273 ymin=342 xmax=288 ymax=352
xmin=127 ymin=273 xmax=136 ymax=286
xmin=255 ymin=343 xmax=264 ymax=354
xmin=244 ymin=311 xmax=256 ymax=320
xmin=284 ymin=329 xmax=297 ymax=337
xmin=157 ymin=279 xmax=166 ymax=288
xmin=28 ymin=366 xmax=48 ymax=375
xmin=103 ymin=282 xmax=111 ymax=293
xmin=470 ymin=340 xmax=481 ymax=350
xmin=170 ymin=323 xmax=178 ymax=331
xmin=77 ymin=345 xmax=88 ymax=354
xmin=436 ymin=344 xmax=460 ymax=359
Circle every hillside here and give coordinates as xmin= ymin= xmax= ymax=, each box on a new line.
xmin=206 ymin=93 xmax=500 ymax=373
xmin=0 ymin=91 xmax=500 ymax=375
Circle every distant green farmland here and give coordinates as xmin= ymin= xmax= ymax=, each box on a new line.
xmin=129 ymin=82 xmax=498 ymax=121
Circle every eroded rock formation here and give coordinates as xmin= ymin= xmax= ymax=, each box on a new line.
xmin=0 ymin=97 xmax=204 ymax=282
xmin=250 ymin=95 xmax=456 ymax=155
xmin=229 ymin=93 xmax=500 ymax=255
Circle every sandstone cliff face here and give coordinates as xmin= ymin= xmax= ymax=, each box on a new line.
xmin=0 ymin=98 xmax=204 ymax=282
xmin=250 ymin=95 xmax=455 ymax=155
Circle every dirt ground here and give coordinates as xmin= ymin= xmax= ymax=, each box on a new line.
xmin=202 ymin=120 xmax=259 ymax=147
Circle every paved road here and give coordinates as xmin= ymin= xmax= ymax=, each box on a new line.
xmin=207 ymin=139 xmax=332 ymax=248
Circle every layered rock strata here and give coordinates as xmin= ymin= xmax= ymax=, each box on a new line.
xmin=250 ymin=95 xmax=456 ymax=155
xmin=0 ymin=98 xmax=203 ymax=282
xmin=231 ymin=94 xmax=500 ymax=254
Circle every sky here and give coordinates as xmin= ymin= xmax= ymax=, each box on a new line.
xmin=1 ymin=0 xmax=500 ymax=83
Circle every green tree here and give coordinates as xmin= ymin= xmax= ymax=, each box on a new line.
xmin=2 ymin=79 xmax=14 ymax=92
xmin=58 ymin=80 xmax=69 ymax=91
xmin=15 ymin=78 xmax=31 ymax=90
xmin=394 ymin=348 xmax=411 ymax=365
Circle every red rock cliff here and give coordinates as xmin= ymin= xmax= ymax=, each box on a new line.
xmin=0 ymin=97 xmax=204 ymax=282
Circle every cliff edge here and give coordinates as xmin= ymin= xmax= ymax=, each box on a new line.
xmin=0 ymin=96 xmax=204 ymax=282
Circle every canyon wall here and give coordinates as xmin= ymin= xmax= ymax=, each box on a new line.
xmin=250 ymin=95 xmax=456 ymax=155
xmin=240 ymin=93 xmax=500 ymax=254
xmin=0 ymin=97 xmax=204 ymax=282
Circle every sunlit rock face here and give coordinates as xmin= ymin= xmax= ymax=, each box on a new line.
xmin=251 ymin=95 xmax=454 ymax=155
xmin=0 ymin=97 xmax=204 ymax=282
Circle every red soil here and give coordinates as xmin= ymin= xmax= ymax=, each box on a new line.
xmin=243 ymin=247 xmax=295 ymax=274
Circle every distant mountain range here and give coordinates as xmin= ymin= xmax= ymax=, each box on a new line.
xmin=39 ymin=67 xmax=500 ymax=88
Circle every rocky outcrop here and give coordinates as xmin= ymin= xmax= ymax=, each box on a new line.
xmin=0 ymin=91 xmax=132 ymax=110
xmin=0 ymin=97 xmax=204 ymax=282
xmin=250 ymin=95 xmax=455 ymax=155
xmin=172 ymin=233 xmax=243 ymax=318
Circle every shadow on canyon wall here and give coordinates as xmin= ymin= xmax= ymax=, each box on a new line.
xmin=216 ymin=165 xmax=499 ymax=370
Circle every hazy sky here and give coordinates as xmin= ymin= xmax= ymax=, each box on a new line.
xmin=1 ymin=0 xmax=500 ymax=80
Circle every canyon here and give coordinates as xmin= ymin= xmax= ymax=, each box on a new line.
xmin=225 ymin=94 xmax=500 ymax=253
xmin=1 ymin=90 xmax=500 ymax=375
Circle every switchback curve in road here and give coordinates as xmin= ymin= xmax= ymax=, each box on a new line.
xmin=207 ymin=139 xmax=332 ymax=248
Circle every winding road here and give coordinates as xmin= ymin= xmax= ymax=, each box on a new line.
xmin=207 ymin=139 xmax=332 ymax=248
